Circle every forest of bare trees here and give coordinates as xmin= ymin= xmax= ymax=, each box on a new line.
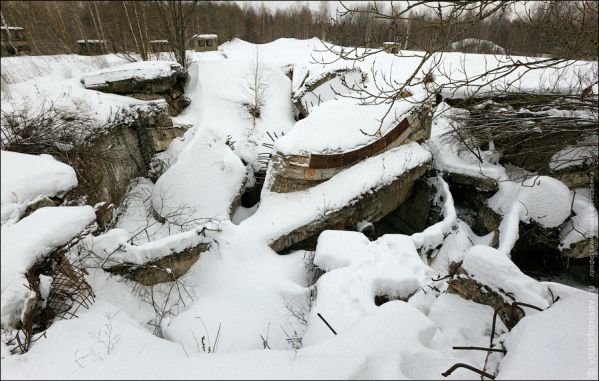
xmin=1 ymin=1 xmax=597 ymax=60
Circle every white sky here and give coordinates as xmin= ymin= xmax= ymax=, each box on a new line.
xmin=234 ymin=1 xmax=367 ymax=16
xmin=235 ymin=1 xmax=533 ymax=19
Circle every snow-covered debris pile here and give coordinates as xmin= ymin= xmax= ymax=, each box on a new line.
xmin=1 ymin=151 xmax=77 ymax=226
xmin=487 ymin=176 xmax=571 ymax=255
xmin=152 ymin=129 xmax=247 ymax=224
xmin=276 ymin=95 xmax=429 ymax=156
xmin=1 ymin=206 xmax=96 ymax=327
xmin=82 ymin=60 xmax=184 ymax=90
xmin=303 ymin=231 xmax=436 ymax=343
xmin=460 ymin=245 xmax=553 ymax=309
xmin=173 ymin=59 xmax=295 ymax=170
xmin=559 ymin=188 xmax=598 ymax=257
xmin=81 ymin=224 xmax=213 ymax=286
xmin=292 ymin=67 xmax=367 ymax=117
xmin=82 ymin=60 xmax=190 ymax=115
xmin=425 ymin=101 xmax=504 ymax=189
xmin=549 ymin=134 xmax=598 ymax=172
xmin=250 ymin=142 xmax=432 ymax=249
xmin=447 ymin=245 xmax=554 ymax=329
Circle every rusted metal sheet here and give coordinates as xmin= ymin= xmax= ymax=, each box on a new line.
xmin=308 ymin=116 xmax=411 ymax=169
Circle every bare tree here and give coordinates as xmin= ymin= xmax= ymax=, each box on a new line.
xmin=150 ymin=0 xmax=200 ymax=68
xmin=244 ymin=47 xmax=268 ymax=130
xmin=314 ymin=1 xmax=597 ymax=136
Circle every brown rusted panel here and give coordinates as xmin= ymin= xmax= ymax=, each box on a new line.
xmin=305 ymin=167 xmax=317 ymax=180
xmin=308 ymin=117 xmax=411 ymax=169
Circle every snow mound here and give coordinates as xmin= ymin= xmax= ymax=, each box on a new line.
xmin=498 ymin=292 xmax=598 ymax=380
xmin=82 ymin=60 xmax=182 ymax=87
xmin=487 ymin=176 xmax=572 ymax=255
xmin=1 ymin=151 xmax=78 ymax=225
xmin=304 ymin=231 xmax=435 ymax=344
xmin=1 ymin=206 xmax=96 ymax=325
xmin=450 ymin=38 xmax=506 ymax=54
xmin=560 ymin=188 xmax=599 ymax=249
xmin=275 ymin=97 xmax=423 ymax=155
xmin=488 ymin=176 xmax=571 ymax=228
xmin=152 ymin=129 xmax=247 ymax=223
xmin=462 ymin=245 xmax=552 ymax=309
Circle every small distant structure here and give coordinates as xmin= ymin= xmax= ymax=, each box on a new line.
xmin=382 ymin=41 xmax=399 ymax=54
xmin=192 ymin=34 xmax=218 ymax=52
xmin=150 ymin=39 xmax=170 ymax=53
xmin=1 ymin=26 xmax=31 ymax=56
xmin=77 ymin=39 xmax=107 ymax=56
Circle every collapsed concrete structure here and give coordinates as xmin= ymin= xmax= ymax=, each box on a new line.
xmin=82 ymin=61 xmax=191 ymax=116
xmin=269 ymin=104 xmax=433 ymax=193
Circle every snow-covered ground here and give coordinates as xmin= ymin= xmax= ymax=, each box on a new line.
xmin=1 ymin=38 xmax=597 ymax=379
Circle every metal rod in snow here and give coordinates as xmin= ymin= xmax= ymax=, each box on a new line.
xmin=317 ymin=313 xmax=337 ymax=335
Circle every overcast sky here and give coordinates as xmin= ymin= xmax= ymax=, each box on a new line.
xmin=234 ymin=1 xmax=531 ymax=18
xmin=234 ymin=1 xmax=368 ymax=16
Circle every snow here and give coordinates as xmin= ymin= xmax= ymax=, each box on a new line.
xmin=245 ymin=142 xmax=432 ymax=244
xmin=76 ymin=39 xmax=106 ymax=44
xmin=498 ymin=292 xmax=599 ymax=380
xmin=560 ymin=188 xmax=599 ymax=249
xmin=152 ymin=129 xmax=247 ymax=223
xmin=194 ymin=34 xmax=218 ymax=39
xmin=304 ymin=231 xmax=436 ymax=344
xmin=292 ymin=67 xmax=366 ymax=116
xmin=1 ymin=55 xmax=150 ymax=132
xmin=82 ymin=60 xmax=182 ymax=88
xmin=461 ymin=245 xmax=552 ymax=310
xmin=275 ymin=97 xmax=424 ymax=155
xmin=426 ymin=101 xmax=506 ymax=181
xmin=488 ymin=176 xmax=572 ymax=255
xmin=1 ymin=151 xmax=78 ymax=226
xmin=1 ymin=36 xmax=595 ymax=380
xmin=411 ymin=176 xmax=458 ymax=252
xmin=450 ymin=38 xmax=506 ymax=54
xmin=174 ymin=59 xmax=295 ymax=170
xmin=0 ymin=206 xmax=96 ymax=325
xmin=549 ymin=135 xmax=598 ymax=171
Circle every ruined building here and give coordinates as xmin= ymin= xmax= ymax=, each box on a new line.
xmin=1 ymin=26 xmax=30 ymax=56
xmin=77 ymin=39 xmax=107 ymax=56
xmin=192 ymin=34 xmax=218 ymax=52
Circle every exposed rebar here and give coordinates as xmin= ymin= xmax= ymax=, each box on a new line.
xmin=317 ymin=312 xmax=337 ymax=335
xmin=442 ymin=363 xmax=496 ymax=379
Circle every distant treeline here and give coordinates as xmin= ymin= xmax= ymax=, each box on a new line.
xmin=1 ymin=1 xmax=596 ymax=58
